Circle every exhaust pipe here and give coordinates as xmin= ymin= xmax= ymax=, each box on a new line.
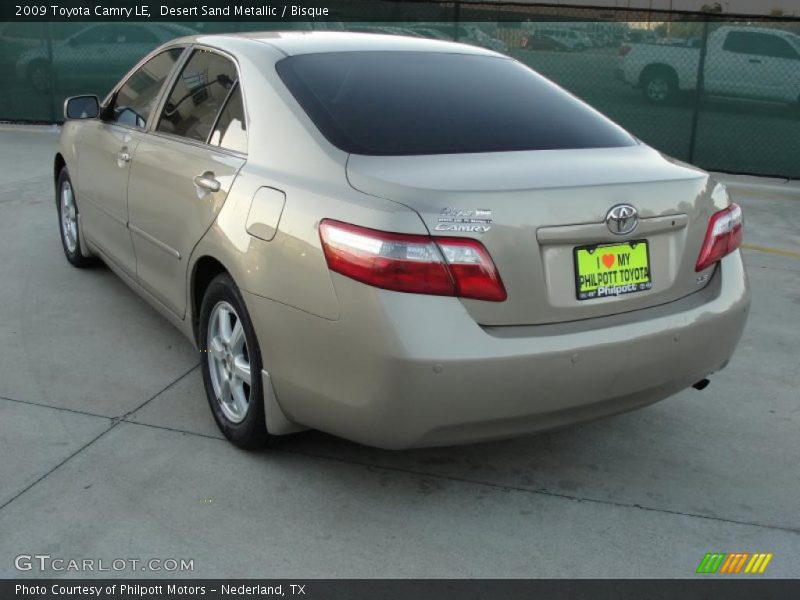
xmin=692 ymin=378 xmax=710 ymax=391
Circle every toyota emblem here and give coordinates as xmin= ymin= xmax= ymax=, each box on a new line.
xmin=606 ymin=204 xmax=639 ymax=236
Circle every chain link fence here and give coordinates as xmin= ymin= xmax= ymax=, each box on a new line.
xmin=1 ymin=3 xmax=799 ymax=177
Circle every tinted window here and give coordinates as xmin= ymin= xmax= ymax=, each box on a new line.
xmin=157 ymin=49 xmax=238 ymax=143
xmin=724 ymin=31 xmax=798 ymax=59
xmin=112 ymin=48 xmax=182 ymax=129
xmin=71 ymin=26 xmax=112 ymax=46
xmin=276 ymin=52 xmax=635 ymax=155
xmin=209 ymin=84 xmax=247 ymax=153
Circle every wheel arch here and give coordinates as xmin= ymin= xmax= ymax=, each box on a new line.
xmin=190 ymin=254 xmax=231 ymax=344
xmin=54 ymin=153 xmax=66 ymax=192
xmin=190 ymin=252 xmax=306 ymax=437
xmin=639 ymin=63 xmax=679 ymax=88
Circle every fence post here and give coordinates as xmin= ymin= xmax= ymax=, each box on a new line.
xmin=687 ymin=14 xmax=709 ymax=165
xmin=452 ymin=1 xmax=461 ymax=42
xmin=45 ymin=21 xmax=57 ymax=123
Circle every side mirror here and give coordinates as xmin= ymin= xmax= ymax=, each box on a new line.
xmin=63 ymin=95 xmax=100 ymax=120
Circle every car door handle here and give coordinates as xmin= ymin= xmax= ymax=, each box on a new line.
xmin=193 ymin=172 xmax=221 ymax=193
xmin=117 ymin=150 xmax=131 ymax=163
xmin=749 ymin=58 xmax=762 ymax=64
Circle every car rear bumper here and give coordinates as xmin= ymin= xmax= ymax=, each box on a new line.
xmin=245 ymin=252 xmax=749 ymax=449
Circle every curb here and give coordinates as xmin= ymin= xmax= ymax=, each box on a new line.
xmin=0 ymin=123 xmax=60 ymax=134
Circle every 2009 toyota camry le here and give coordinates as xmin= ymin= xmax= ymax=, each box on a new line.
xmin=55 ymin=32 xmax=750 ymax=449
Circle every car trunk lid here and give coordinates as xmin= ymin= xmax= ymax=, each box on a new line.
xmin=347 ymin=144 xmax=715 ymax=326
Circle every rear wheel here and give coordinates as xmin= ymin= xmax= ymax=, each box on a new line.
xmin=56 ymin=168 xmax=96 ymax=268
xmin=199 ymin=273 xmax=275 ymax=449
xmin=641 ymin=68 xmax=678 ymax=105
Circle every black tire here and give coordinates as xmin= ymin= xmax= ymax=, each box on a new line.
xmin=28 ymin=60 xmax=51 ymax=93
xmin=199 ymin=272 xmax=275 ymax=449
xmin=56 ymin=168 xmax=97 ymax=268
xmin=641 ymin=68 xmax=678 ymax=105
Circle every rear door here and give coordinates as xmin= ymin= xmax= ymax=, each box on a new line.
xmin=742 ymin=32 xmax=800 ymax=101
xmin=127 ymin=48 xmax=247 ymax=317
xmin=77 ymin=47 xmax=183 ymax=276
xmin=709 ymin=31 xmax=788 ymax=99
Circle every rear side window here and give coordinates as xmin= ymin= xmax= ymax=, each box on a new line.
xmin=724 ymin=31 xmax=798 ymax=59
xmin=157 ymin=49 xmax=239 ymax=143
xmin=276 ymin=52 xmax=635 ymax=156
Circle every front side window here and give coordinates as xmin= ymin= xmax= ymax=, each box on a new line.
xmin=112 ymin=48 xmax=183 ymax=129
xmin=276 ymin=51 xmax=635 ymax=156
xmin=208 ymin=84 xmax=247 ymax=153
xmin=157 ymin=49 xmax=238 ymax=143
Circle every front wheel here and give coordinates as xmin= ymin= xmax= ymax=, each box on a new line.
xmin=56 ymin=168 xmax=96 ymax=268
xmin=199 ymin=273 xmax=275 ymax=449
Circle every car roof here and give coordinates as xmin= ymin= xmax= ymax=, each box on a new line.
xmin=173 ymin=30 xmax=502 ymax=58
xmin=717 ymin=25 xmax=796 ymax=37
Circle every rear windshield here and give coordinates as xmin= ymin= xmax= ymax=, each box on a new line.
xmin=276 ymin=51 xmax=636 ymax=156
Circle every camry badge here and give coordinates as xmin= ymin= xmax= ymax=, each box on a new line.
xmin=435 ymin=207 xmax=493 ymax=233
xmin=606 ymin=204 xmax=638 ymax=236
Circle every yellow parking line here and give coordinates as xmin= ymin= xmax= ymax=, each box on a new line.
xmin=741 ymin=244 xmax=800 ymax=259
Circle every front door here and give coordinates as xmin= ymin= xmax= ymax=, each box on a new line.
xmin=127 ymin=49 xmax=247 ymax=317
xmin=77 ymin=47 xmax=184 ymax=275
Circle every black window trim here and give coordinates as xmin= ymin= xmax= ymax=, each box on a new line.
xmin=101 ymin=44 xmax=190 ymax=133
xmin=147 ymin=44 xmax=249 ymax=157
xmin=205 ymin=80 xmax=247 ymax=152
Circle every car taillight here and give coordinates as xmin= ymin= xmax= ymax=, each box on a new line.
xmin=695 ymin=203 xmax=743 ymax=272
xmin=319 ymin=219 xmax=507 ymax=302
xmin=619 ymin=45 xmax=632 ymax=56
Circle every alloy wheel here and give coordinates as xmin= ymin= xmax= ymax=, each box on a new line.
xmin=646 ymin=78 xmax=669 ymax=102
xmin=207 ymin=301 xmax=252 ymax=423
xmin=60 ymin=180 xmax=78 ymax=254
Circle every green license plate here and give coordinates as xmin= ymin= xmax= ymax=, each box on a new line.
xmin=574 ymin=240 xmax=653 ymax=301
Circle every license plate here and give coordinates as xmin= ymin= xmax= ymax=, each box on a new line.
xmin=574 ymin=240 xmax=653 ymax=301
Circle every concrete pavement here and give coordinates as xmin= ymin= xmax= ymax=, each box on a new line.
xmin=0 ymin=126 xmax=798 ymax=578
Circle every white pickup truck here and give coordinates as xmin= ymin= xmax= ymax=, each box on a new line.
xmin=618 ymin=26 xmax=800 ymax=106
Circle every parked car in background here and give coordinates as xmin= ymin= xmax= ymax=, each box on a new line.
xmin=521 ymin=33 xmax=570 ymax=52
xmin=618 ymin=26 xmax=800 ymax=105
xmin=417 ymin=24 xmax=507 ymax=52
xmin=0 ymin=22 xmax=47 ymax=77
xmin=56 ymin=32 xmax=748 ymax=450
xmin=462 ymin=25 xmax=508 ymax=52
xmin=16 ymin=23 xmax=195 ymax=92
xmin=534 ymin=28 xmax=592 ymax=52
xmin=404 ymin=26 xmax=455 ymax=41
xmin=587 ymin=32 xmax=615 ymax=48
